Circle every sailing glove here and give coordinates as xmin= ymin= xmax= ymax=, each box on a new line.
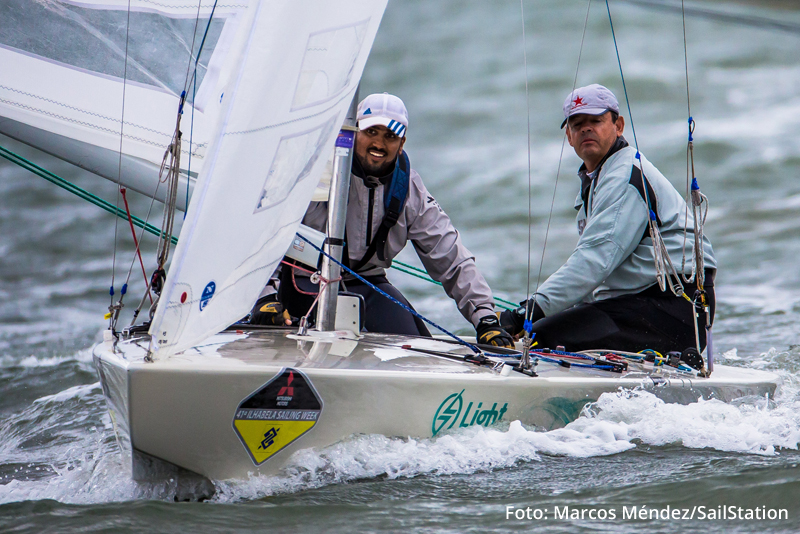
xmin=250 ymin=295 xmax=293 ymax=326
xmin=476 ymin=315 xmax=515 ymax=349
xmin=499 ymin=299 xmax=545 ymax=337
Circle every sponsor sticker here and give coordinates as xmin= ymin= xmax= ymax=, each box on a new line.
xmin=335 ymin=130 xmax=355 ymax=149
xmin=232 ymin=368 xmax=323 ymax=465
xmin=199 ymin=281 xmax=215 ymax=311
xmin=432 ymin=389 xmax=508 ymax=436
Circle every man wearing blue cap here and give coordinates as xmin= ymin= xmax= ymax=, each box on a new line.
xmin=501 ymin=84 xmax=717 ymax=354
xmin=254 ymin=93 xmax=513 ymax=348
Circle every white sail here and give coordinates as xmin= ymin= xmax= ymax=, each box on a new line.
xmin=0 ymin=0 xmax=247 ymax=208
xmin=148 ymin=0 xmax=387 ymax=357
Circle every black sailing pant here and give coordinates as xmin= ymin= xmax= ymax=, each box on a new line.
xmin=531 ymin=270 xmax=715 ymax=354
xmin=279 ymin=267 xmax=431 ymax=337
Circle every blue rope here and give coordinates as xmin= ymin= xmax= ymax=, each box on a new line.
xmin=185 ymin=1 xmax=219 ymax=94
xmin=537 ymin=355 xmax=615 ymax=370
xmin=490 ymin=351 xmax=617 ymax=371
xmin=296 ymin=233 xmax=489 ymax=355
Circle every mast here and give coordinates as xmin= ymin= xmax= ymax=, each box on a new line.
xmin=316 ymin=89 xmax=359 ymax=331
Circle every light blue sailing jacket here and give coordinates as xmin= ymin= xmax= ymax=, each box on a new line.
xmin=535 ymin=138 xmax=716 ymax=317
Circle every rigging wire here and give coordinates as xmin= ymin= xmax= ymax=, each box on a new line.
xmin=519 ymin=0 xmax=533 ymax=307
xmin=619 ymin=0 xmax=800 ymax=35
xmin=517 ymin=0 xmax=538 ymax=371
xmin=118 ymin=188 xmax=153 ymax=304
xmin=186 ymin=74 xmax=197 ymax=220
xmin=120 ymin=1 xmax=218 ymax=323
xmin=530 ymin=0 xmax=594 ymax=316
xmin=680 ymin=0 xmax=695 ymax=284
xmin=0 ymin=137 xmax=518 ymax=313
xmin=133 ymin=1 xmax=220 ymax=323
xmin=108 ymin=0 xmax=133 ymax=329
xmin=182 ymin=2 xmax=206 ymax=93
xmin=181 ymin=1 xmax=220 ymax=219
xmin=605 ymin=0 xmax=685 ymax=297
xmin=681 ymin=0 xmax=692 ymax=117
xmin=181 ymin=1 xmax=205 ymax=221
xmin=605 ymin=0 xmax=639 ymax=152
xmin=677 ymin=0 xmax=711 ymax=364
xmin=678 ymin=0 xmax=707 ymax=290
xmin=296 ymin=234 xmax=511 ymax=359
xmin=603 ymin=1 xmax=708 ymax=370
xmin=0 ymin=145 xmax=175 ymax=243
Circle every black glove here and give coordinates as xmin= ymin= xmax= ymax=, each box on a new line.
xmin=250 ymin=295 xmax=292 ymax=326
xmin=499 ymin=299 xmax=545 ymax=337
xmin=476 ymin=315 xmax=515 ymax=349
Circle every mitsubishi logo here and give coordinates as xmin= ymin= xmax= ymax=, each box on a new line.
xmin=276 ymin=371 xmax=294 ymax=406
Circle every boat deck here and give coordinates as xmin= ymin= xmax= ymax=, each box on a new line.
xmin=93 ymin=328 xmax=781 ymax=480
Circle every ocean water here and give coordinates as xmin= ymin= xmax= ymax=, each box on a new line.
xmin=2 ymin=0 xmax=800 ymax=532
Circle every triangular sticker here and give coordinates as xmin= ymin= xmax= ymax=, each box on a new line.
xmin=232 ymin=368 xmax=323 ymax=465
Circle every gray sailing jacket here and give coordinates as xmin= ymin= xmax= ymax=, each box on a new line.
xmin=535 ymin=139 xmax=716 ymax=316
xmin=302 ymin=165 xmax=496 ymax=327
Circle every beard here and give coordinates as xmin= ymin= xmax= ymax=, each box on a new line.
xmin=357 ymin=153 xmax=396 ymax=178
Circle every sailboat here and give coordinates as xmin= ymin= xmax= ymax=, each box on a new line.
xmin=0 ymin=0 xmax=779 ymax=490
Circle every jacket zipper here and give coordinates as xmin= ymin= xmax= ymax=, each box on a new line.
xmin=366 ymin=187 xmax=375 ymax=247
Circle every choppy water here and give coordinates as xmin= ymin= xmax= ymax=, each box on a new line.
xmin=2 ymin=0 xmax=800 ymax=532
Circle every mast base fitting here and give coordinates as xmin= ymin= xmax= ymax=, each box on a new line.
xmin=514 ymin=366 xmax=538 ymax=377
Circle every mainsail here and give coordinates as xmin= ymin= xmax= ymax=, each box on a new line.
xmin=0 ymin=0 xmax=247 ymax=209
xmin=148 ymin=0 xmax=387 ymax=357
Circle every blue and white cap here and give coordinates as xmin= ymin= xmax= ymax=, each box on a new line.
xmin=357 ymin=93 xmax=408 ymax=137
xmin=561 ymin=84 xmax=620 ymax=128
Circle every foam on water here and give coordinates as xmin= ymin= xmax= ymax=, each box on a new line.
xmin=1 ymin=346 xmax=798 ymax=505
xmin=214 ymin=382 xmax=800 ymax=503
xmin=0 ymin=375 xmax=189 ymax=504
xmin=212 ymin=420 xmax=635 ymax=503
xmin=0 ymin=348 xmax=95 ymax=369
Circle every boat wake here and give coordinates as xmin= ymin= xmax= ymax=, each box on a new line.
xmin=1 ymin=348 xmax=798 ymax=505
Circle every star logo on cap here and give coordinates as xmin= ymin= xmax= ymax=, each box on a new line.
xmin=572 ymin=96 xmax=586 ymax=109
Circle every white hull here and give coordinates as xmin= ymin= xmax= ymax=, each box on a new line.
xmin=93 ymin=328 xmax=780 ymax=483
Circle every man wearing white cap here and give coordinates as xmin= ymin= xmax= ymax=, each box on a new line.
xmin=259 ymin=93 xmax=513 ymax=347
xmin=501 ymin=84 xmax=717 ymax=355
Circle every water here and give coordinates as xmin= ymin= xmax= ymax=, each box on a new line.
xmin=2 ymin=0 xmax=800 ymax=531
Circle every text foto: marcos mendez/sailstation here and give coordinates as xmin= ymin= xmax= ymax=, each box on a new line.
xmin=505 ymin=504 xmax=789 ymax=522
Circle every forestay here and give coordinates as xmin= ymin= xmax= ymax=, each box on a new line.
xmin=148 ymin=0 xmax=387 ymax=357
xmin=0 ymin=0 xmax=246 ymax=208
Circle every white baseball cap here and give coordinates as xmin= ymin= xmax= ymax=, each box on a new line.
xmin=357 ymin=93 xmax=408 ymax=137
xmin=561 ymin=84 xmax=620 ymax=128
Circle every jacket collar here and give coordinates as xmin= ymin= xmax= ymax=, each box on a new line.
xmin=578 ymin=136 xmax=629 ymax=211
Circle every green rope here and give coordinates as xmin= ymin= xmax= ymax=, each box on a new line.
xmin=1 ymin=143 xmax=516 ymax=310
xmin=0 ymin=144 xmax=177 ymax=245
xmin=392 ymin=259 xmax=517 ymax=311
